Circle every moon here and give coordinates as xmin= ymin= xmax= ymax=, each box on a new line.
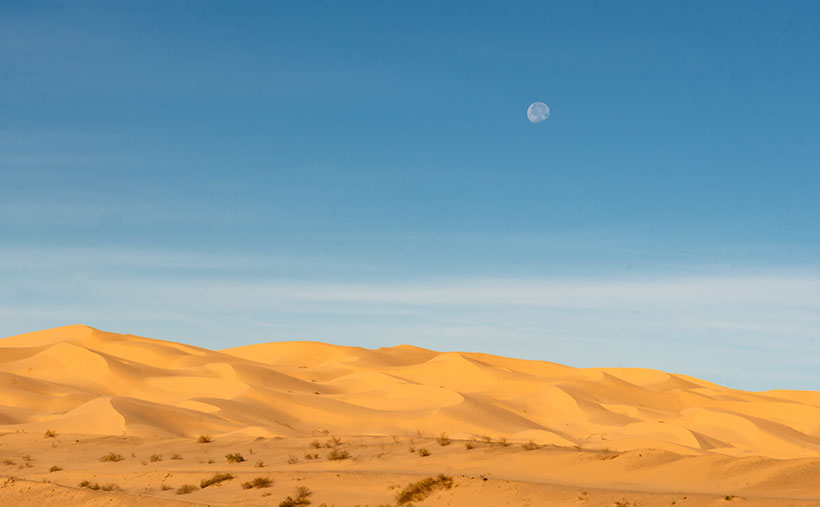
xmin=527 ymin=101 xmax=550 ymax=123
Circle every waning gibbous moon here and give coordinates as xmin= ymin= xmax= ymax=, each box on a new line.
xmin=527 ymin=101 xmax=550 ymax=123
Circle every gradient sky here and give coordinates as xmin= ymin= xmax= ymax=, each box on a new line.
xmin=2 ymin=1 xmax=820 ymax=390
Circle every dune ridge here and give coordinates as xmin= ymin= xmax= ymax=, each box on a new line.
xmin=2 ymin=325 xmax=819 ymax=461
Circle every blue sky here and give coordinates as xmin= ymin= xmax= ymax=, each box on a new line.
xmin=2 ymin=1 xmax=820 ymax=390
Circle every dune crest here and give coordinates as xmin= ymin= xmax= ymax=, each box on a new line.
xmin=2 ymin=325 xmax=819 ymax=460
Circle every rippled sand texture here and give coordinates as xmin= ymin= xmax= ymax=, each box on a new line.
xmin=1 ymin=325 xmax=819 ymax=506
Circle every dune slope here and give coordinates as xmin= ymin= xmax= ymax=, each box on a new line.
xmin=2 ymin=325 xmax=820 ymax=460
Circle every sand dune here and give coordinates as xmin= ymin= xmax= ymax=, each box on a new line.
xmin=1 ymin=325 xmax=820 ymax=505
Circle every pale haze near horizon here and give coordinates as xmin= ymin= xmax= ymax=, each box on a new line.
xmin=2 ymin=1 xmax=820 ymax=391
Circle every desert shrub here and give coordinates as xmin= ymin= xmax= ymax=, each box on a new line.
xmin=200 ymin=472 xmax=233 ymax=488
xmin=522 ymin=440 xmax=539 ymax=451
xmin=436 ymin=432 xmax=451 ymax=446
xmin=326 ymin=436 xmax=341 ymax=448
xmin=310 ymin=440 xmax=322 ymax=449
xmin=149 ymin=454 xmax=162 ymax=462
xmin=160 ymin=484 xmax=173 ymax=491
xmin=304 ymin=453 xmax=319 ymax=460
xmin=255 ymin=459 xmax=265 ymax=467
xmin=464 ymin=440 xmax=475 ymax=450
xmin=408 ymin=445 xmax=416 ymax=453
xmin=49 ymin=465 xmax=62 ymax=472
xmin=242 ymin=476 xmax=273 ymax=489
xmin=417 ymin=448 xmax=430 ymax=457
xmin=2 ymin=459 xmax=15 ymax=466
xmin=286 ymin=455 xmax=299 ymax=464
xmin=494 ymin=437 xmax=510 ymax=447
xmin=327 ymin=449 xmax=350 ymax=460
xmin=197 ymin=435 xmax=212 ymax=444
xmin=170 ymin=453 xmax=183 ymax=460
xmin=279 ymin=486 xmax=312 ymax=506
xmin=176 ymin=484 xmax=198 ymax=495
xmin=79 ymin=480 xmax=117 ymax=490
xmin=225 ymin=453 xmax=245 ymax=463
xmin=43 ymin=429 xmax=57 ymax=438
xmin=99 ymin=452 xmax=123 ymax=462
xmin=396 ymin=474 xmax=453 ymax=505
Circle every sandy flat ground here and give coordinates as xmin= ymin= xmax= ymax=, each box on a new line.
xmin=1 ymin=325 xmax=820 ymax=506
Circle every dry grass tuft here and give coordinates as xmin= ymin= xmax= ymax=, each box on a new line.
xmin=279 ymin=486 xmax=312 ymax=506
xmin=225 ymin=452 xmax=245 ymax=463
xmin=200 ymin=472 xmax=233 ymax=488
xmin=176 ymin=484 xmax=198 ymax=495
xmin=241 ymin=476 xmax=273 ymax=489
xmin=396 ymin=474 xmax=453 ymax=505
xmin=327 ymin=448 xmax=351 ymax=460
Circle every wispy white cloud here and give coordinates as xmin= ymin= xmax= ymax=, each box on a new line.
xmin=2 ymin=247 xmax=820 ymax=390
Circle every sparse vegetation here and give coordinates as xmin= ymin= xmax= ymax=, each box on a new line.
xmin=200 ymin=472 xmax=234 ymax=488
xmin=494 ymin=437 xmax=510 ymax=447
xmin=176 ymin=484 xmax=198 ymax=495
xmin=417 ymin=448 xmax=431 ymax=457
xmin=327 ymin=448 xmax=351 ymax=460
xmin=43 ymin=429 xmax=57 ymax=438
xmin=304 ymin=453 xmax=319 ymax=460
xmin=522 ymin=440 xmax=539 ymax=450
xmin=436 ymin=432 xmax=451 ymax=446
xmin=225 ymin=452 xmax=246 ymax=463
xmin=396 ymin=474 xmax=453 ymax=505
xmin=150 ymin=454 xmax=162 ymax=462
xmin=287 ymin=455 xmax=300 ymax=464
xmin=2 ymin=459 xmax=14 ymax=466
xmin=99 ymin=452 xmax=124 ymax=462
xmin=326 ymin=436 xmax=342 ymax=448
xmin=464 ymin=440 xmax=475 ymax=450
xmin=279 ymin=486 xmax=312 ymax=506
xmin=408 ymin=445 xmax=416 ymax=453
xmin=170 ymin=453 xmax=183 ymax=460
xmin=242 ymin=476 xmax=273 ymax=489
xmin=255 ymin=459 xmax=266 ymax=467
xmin=160 ymin=484 xmax=173 ymax=491
xmin=79 ymin=480 xmax=120 ymax=491
xmin=197 ymin=435 xmax=213 ymax=443
xmin=49 ymin=465 xmax=62 ymax=472
xmin=310 ymin=440 xmax=322 ymax=449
